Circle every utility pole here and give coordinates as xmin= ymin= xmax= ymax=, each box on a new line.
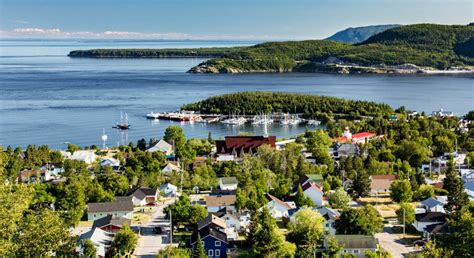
xmin=403 ymin=207 xmax=406 ymax=238
xmin=169 ymin=209 xmax=173 ymax=244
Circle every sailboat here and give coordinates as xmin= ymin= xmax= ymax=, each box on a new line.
xmin=113 ymin=111 xmax=131 ymax=130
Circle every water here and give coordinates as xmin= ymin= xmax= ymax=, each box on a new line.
xmin=0 ymin=39 xmax=473 ymax=149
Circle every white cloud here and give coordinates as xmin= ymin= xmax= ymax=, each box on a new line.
xmin=0 ymin=27 xmax=283 ymax=40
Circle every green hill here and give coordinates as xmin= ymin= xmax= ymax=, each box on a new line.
xmin=190 ymin=24 xmax=474 ymax=74
xmin=326 ymin=24 xmax=400 ymax=44
xmin=68 ymin=47 xmax=245 ymax=58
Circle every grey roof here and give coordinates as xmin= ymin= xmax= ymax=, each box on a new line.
xmin=88 ymin=198 xmax=133 ymax=213
xmin=92 ymin=214 xmax=131 ymax=229
xmin=331 ymin=235 xmax=378 ymax=249
xmin=316 ymin=207 xmax=341 ymax=220
xmin=337 ymin=143 xmax=359 ymax=155
xmin=191 ymin=226 xmax=228 ymax=244
xmin=415 ymin=212 xmax=446 ymax=223
xmin=424 ymin=223 xmax=448 ymax=234
xmin=78 ymin=227 xmax=114 ymax=246
xmin=128 ymin=187 xmax=157 ymax=199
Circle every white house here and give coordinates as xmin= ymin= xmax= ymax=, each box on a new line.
xmin=70 ymin=150 xmax=97 ymax=164
xmin=87 ymin=197 xmax=133 ymax=221
xmin=216 ymin=154 xmax=235 ymax=162
xmin=316 ymin=207 xmax=340 ymax=235
xmin=162 ymin=163 xmax=180 ymax=175
xmin=147 ymin=139 xmax=173 ymax=155
xmin=213 ymin=207 xmax=244 ymax=232
xmin=263 ymin=193 xmax=297 ymax=219
xmin=301 ymin=181 xmax=324 ymax=207
xmin=206 ymin=195 xmax=236 ymax=213
xmin=78 ymin=227 xmax=115 ymax=257
xmin=127 ymin=187 xmax=158 ymax=206
xmin=218 ymin=177 xmax=238 ymax=191
xmin=420 ymin=196 xmax=447 ymax=213
xmin=412 ymin=212 xmax=447 ymax=238
xmin=160 ymin=183 xmax=179 ymax=197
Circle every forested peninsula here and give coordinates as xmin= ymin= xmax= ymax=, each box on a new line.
xmin=68 ymin=24 xmax=474 ymax=74
xmin=181 ymin=92 xmax=393 ymax=118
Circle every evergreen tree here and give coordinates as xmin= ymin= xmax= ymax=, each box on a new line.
xmin=193 ymin=234 xmax=206 ymax=258
xmin=350 ymin=169 xmax=370 ymax=198
xmin=294 ymin=184 xmax=314 ymax=207
xmin=444 ymin=159 xmax=469 ymax=212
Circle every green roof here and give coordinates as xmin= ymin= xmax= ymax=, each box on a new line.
xmin=306 ymin=174 xmax=324 ymax=183
xmin=333 ymin=235 xmax=378 ymax=249
xmin=219 ymin=177 xmax=238 ymax=185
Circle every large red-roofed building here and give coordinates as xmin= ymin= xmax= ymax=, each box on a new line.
xmin=215 ymin=136 xmax=276 ymax=157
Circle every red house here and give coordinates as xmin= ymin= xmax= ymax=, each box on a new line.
xmin=215 ymin=136 xmax=276 ymax=157
xmin=91 ymin=214 xmax=131 ymax=233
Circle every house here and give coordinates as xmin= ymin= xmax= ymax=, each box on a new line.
xmin=412 ymin=212 xmax=447 ymax=238
xmin=91 ymin=214 xmax=131 ymax=233
xmin=160 ymin=183 xmax=179 ymax=197
xmin=212 ymin=207 xmax=245 ymax=232
xmin=99 ymin=158 xmax=120 ymax=170
xmin=215 ymin=154 xmax=235 ymax=162
xmin=162 ymin=162 xmax=180 ymax=175
xmin=147 ymin=139 xmax=173 ymax=156
xmin=215 ymin=136 xmax=276 ymax=157
xmin=87 ymin=197 xmax=133 ymax=221
xmin=335 ymin=143 xmax=359 ymax=158
xmin=275 ymin=139 xmax=296 ymax=150
xmin=70 ymin=150 xmax=97 ymax=164
xmin=77 ymin=227 xmax=114 ymax=257
xmin=191 ymin=226 xmax=228 ymax=258
xmin=198 ymin=214 xmax=227 ymax=231
xmin=334 ymin=128 xmax=376 ymax=144
xmin=464 ymin=181 xmax=474 ymax=200
xmin=316 ymin=207 xmax=340 ymax=235
xmin=370 ymin=175 xmax=397 ymax=194
xmin=301 ymin=181 xmax=324 ymax=207
xmin=324 ymin=235 xmax=378 ymax=258
xmin=420 ymin=196 xmax=447 ymax=213
xmin=206 ymin=195 xmax=236 ymax=212
xmin=424 ymin=223 xmax=448 ymax=240
xmin=219 ymin=177 xmax=238 ymax=191
xmin=263 ymin=193 xmax=297 ymax=219
xmin=18 ymin=169 xmax=51 ymax=183
xmin=127 ymin=187 xmax=158 ymax=206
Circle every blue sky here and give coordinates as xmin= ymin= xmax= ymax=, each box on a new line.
xmin=1 ymin=0 xmax=472 ymax=39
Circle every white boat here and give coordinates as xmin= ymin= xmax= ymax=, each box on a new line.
xmin=288 ymin=115 xmax=302 ymax=125
xmin=146 ymin=112 xmax=161 ymax=119
xmin=307 ymin=119 xmax=321 ymax=126
xmin=280 ymin=113 xmax=290 ymax=125
xmin=228 ymin=117 xmax=247 ymax=125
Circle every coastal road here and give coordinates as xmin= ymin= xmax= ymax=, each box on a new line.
xmin=375 ymin=226 xmax=415 ymax=258
xmin=134 ymin=199 xmax=175 ymax=258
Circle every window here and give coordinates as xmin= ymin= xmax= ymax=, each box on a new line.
xmin=215 ymin=241 xmax=221 ymax=246
xmin=215 ymin=249 xmax=220 ymax=257
xmin=208 ymin=249 xmax=214 ymax=257
xmin=343 ymin=250 xmax=347 ymax=253
xmin=354 ymin=250 xmax=360 ymax=254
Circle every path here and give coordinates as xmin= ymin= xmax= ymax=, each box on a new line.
xmin=375 ymin=226 xmax=415 ymax=258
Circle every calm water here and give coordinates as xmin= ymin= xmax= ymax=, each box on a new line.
xmin=0 ymin=39 xmax=473 ymax=149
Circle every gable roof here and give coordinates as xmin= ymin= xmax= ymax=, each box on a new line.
xmin=197 ymin=214 xmax=227 ymax=230
xmin=331 ymin=235 xmax=378 ymax=249
xmin=219 ymin=177 xmax=238 ymax=185
xmin=352 ymin=132 xmax=375 ymax=139
xmin=215 ymin=136 xmax=276 ymax=156
xmin=78 ymin=227 xmax=114 ymax=249
xmin=88 ymin=198 xmax=133 ymax=213
xmin=92 ymin=214 xmax=131 ymax=229
xmin=127 ymin=187 xmax=157 ymax=199
xmin=147 ymin=139 xmax=172 ymax=153
xmin=162 ymin=163 xmax=180 ymax=172
xmin=425 ymin=223 xmax=448 ymax=234
xmin=206 ymin=195 xmax=236 ymax=207
xmin=415 ymin=212 xmax=447 ymax=223
xmin=265 ymin=193 xmax=293 ymax=209
xmin=302 ymin=181 xmax=323 ymax=194
xmin=316 ymin=207 xmax=341 ymax=220
xmin=191 ymin=226 xmax=228 ymax=244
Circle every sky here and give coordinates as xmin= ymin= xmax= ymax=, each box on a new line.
xmin=0 ymin=0 xmax=472 ymax=40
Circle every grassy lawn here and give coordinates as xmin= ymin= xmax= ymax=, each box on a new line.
xmin=77 ymin=221 xmax=93 ymax=227
xmin=132 ymin=206 xmax=155 ymax=224
xmin=358 ymin=196 xmax=419 ymax=218
xmin=391 ymin=226 xmax=422 ymax=245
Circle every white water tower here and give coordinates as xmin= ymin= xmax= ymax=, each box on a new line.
xmin=101 ymin=128 xmax=108 ymax=150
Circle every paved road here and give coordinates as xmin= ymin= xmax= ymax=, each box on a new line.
xmin=375 ymin=226 xmax=415 ymax=258
xmin=134 ymin=199 xmax=175 ymax=258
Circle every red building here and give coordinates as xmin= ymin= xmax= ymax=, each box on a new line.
xmin=215 ymin=136 xmax=276 ymax=157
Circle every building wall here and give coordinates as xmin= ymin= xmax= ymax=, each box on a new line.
xmin=88 ymin=211 xmax=133 ymax=221
xmin=203 ymin=236 xmax=227 ymax=258
xmin=219 ymin=183 xmax=238 ymax=191
xmin=304 ymin=188 xmax=323 ymax=207
xmin=340 ymin=248 xmax=377 ymax=258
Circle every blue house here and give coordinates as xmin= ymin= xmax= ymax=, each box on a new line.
xmin=191 ymin=226 xmax=228 ymax=258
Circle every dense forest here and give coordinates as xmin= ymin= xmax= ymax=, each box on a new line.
xmin=68 ymin=47 xmax=245 ymax=58
xmin=181 ymin=91 xmax=393 ymax=117
xmin=190 ymin=24 xmax=474 ymax=73
xmin=325 ymin=24 xmax=400 ymax=44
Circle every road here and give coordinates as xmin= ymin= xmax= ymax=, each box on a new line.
xmin=375 ymin=226 xmax=415 ymax=258
xmin=134 ymin=199 xmax=175 ymax=258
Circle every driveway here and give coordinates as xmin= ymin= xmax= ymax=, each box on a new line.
xmin=375 ymin=226 xmax=415 ymax=258
xmin=134 ymin=199 xmax=175 ymax=258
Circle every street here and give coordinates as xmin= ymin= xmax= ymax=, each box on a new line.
xmin=375 ymin=226 xmax=415 ymax=258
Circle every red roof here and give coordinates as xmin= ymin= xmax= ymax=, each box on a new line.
xmin=301 ymin=181 xmax=323 ymax=194
xmin=352 ymin=132 xmax=375 ymax=139
xmin=216 ymin=136 xmax=276 ymax=156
